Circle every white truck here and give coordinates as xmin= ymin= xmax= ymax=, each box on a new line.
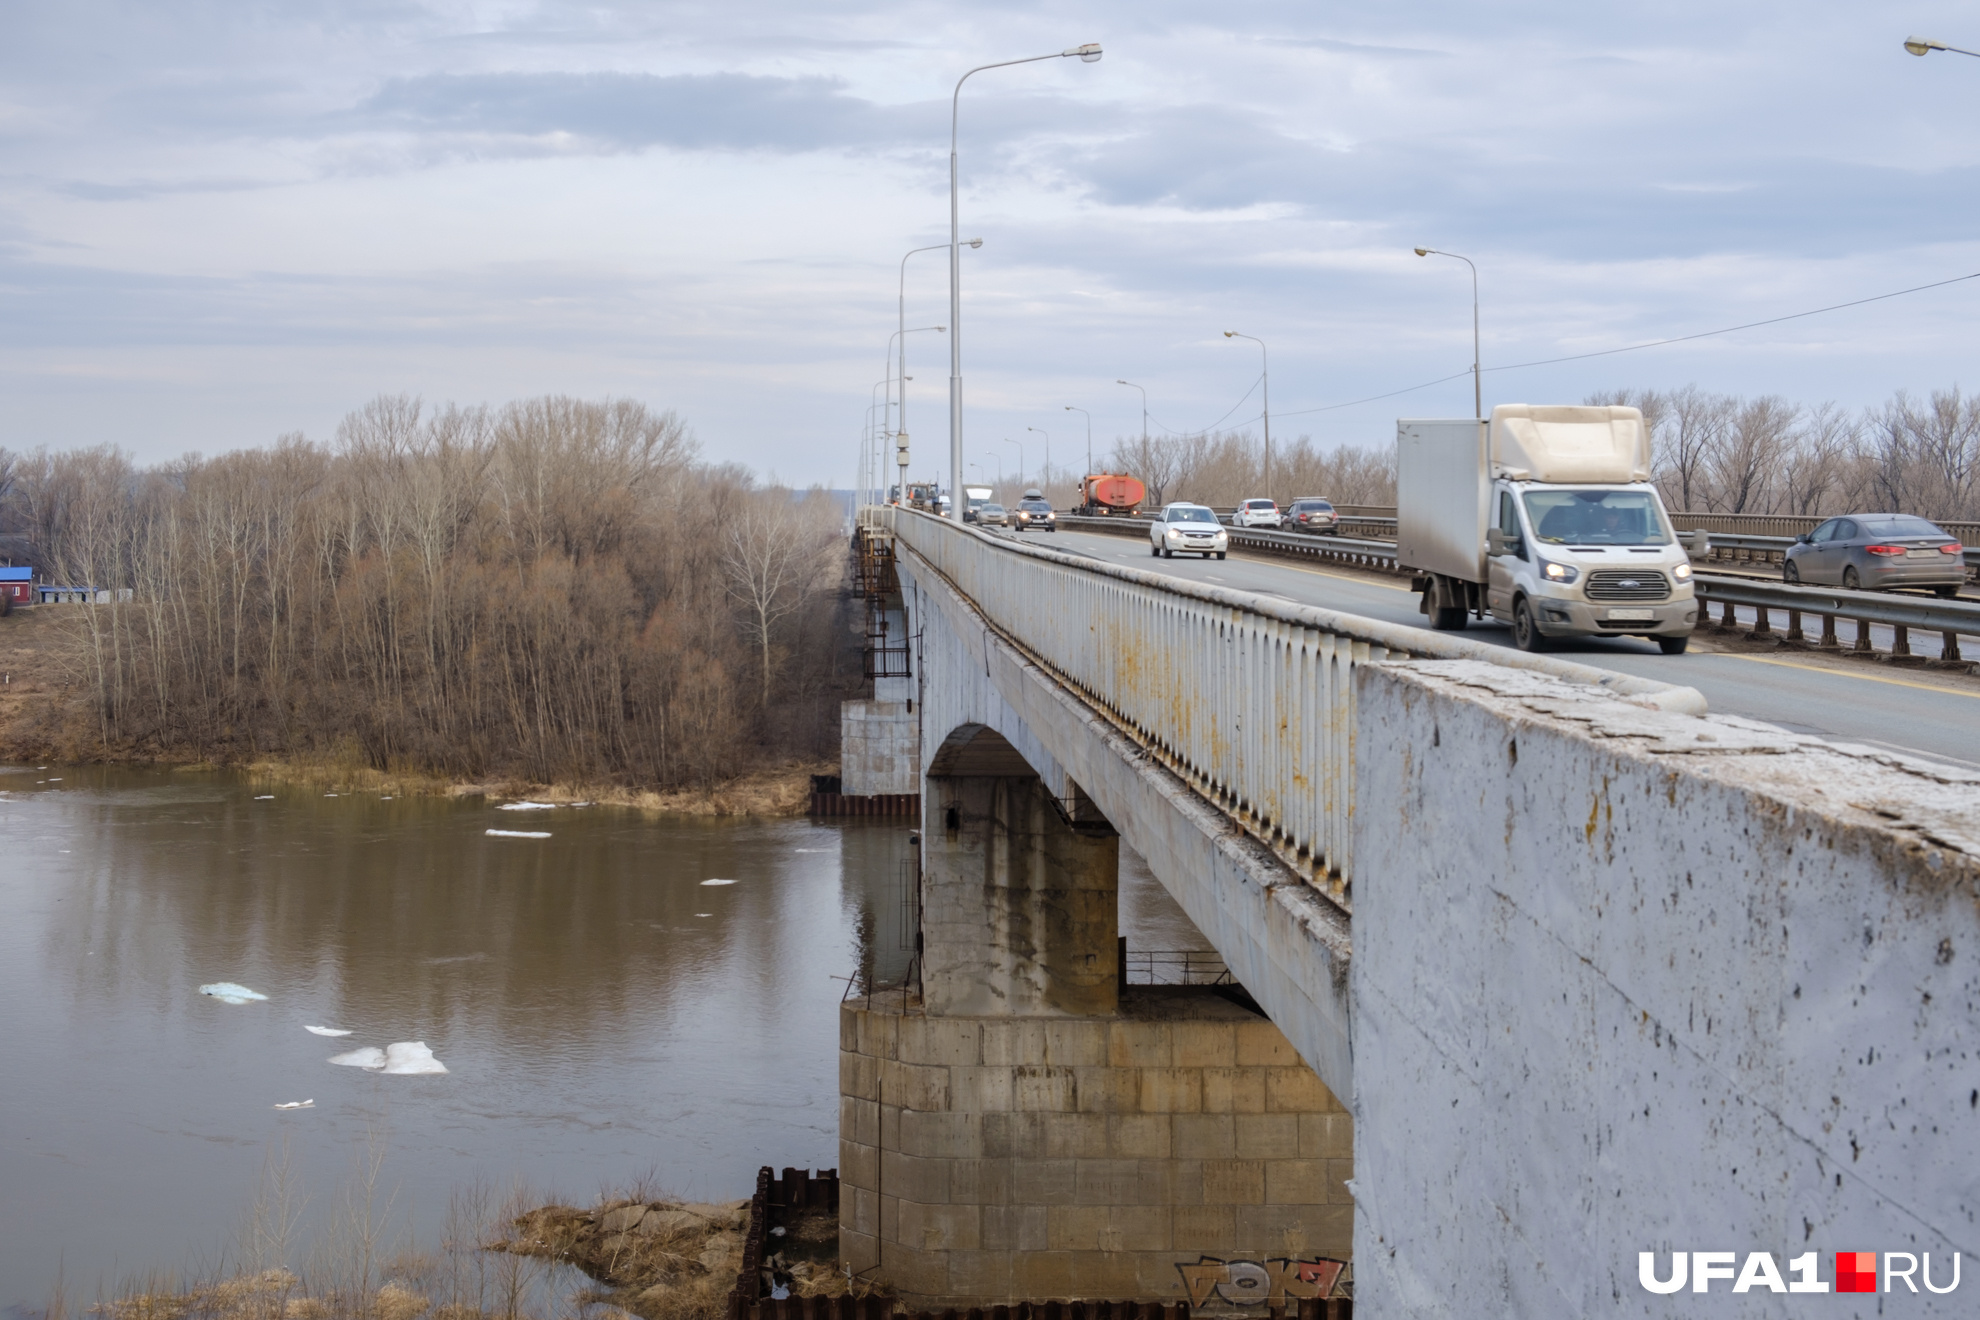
xmin=1397 ymin=404 xmax=1702 ymax=654
xmin=963 ymin=485 xmax=994 ymax=523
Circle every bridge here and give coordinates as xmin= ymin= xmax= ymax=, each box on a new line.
xmin=835 ymin=506 xmax=1979 ymax=1316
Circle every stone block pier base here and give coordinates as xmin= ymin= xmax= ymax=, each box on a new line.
xmin=838 ymin=990 xmax=1353 ymax=1307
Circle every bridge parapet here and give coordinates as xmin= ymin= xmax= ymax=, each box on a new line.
xmin=874 ymin=505 xmax=1701 ymax=908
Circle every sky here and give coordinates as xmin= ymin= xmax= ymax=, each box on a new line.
xmin=5 ymin=1 xmax=1980 ymax=487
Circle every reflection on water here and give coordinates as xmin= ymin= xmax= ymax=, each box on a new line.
xmin=0 ymin=766 xmax=907 ymax=1312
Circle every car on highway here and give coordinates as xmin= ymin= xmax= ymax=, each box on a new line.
xmin=977 ymin=502 xmax=1008 ymax=527
xmin=1285 ymin=498 xmax=1340 ymax=534
xmin=1012 ymin=495 xmax=1056 ymax=531
xmin=1782 ymin=514 xmax=1966 ymax=597
xmin=1150 ymin=503 xmax=1229 ymax=559
xmin=1234 ymin=498 xmax=1283 ymax=529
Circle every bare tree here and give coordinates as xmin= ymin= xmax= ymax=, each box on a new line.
xmin=720 ymin=488 xmax=839 ymax=707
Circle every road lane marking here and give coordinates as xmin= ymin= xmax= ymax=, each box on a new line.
xmin=1716 ymin=652 xmax=1980 ymax=699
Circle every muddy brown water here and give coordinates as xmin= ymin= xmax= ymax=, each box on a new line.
xmin=0 ymin=765 xmax=1208 ymax=1314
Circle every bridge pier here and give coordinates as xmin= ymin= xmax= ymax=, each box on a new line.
xmin=922 ymin=770 xmax=1119 ymax=1017
xmin=839 ymin=727 xmax=1352 ymax=1308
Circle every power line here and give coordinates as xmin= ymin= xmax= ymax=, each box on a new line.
xmin=1267 ymin=269 xmax=1980 ymax=420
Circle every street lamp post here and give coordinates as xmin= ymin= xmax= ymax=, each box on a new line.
xmin=1004 ymin=436 xmax=1024 ymax=488
xmin=1026 ymin=426 xmax=1050 ymax=492
xmin=1413 ymin=247 xmax=1482 ymax=419
xmin=1115 ymin=379 xmax=1147 ymax=461
xmin=899 ymin=242 xmax=976 ymax=500
xmin=1222 ymin=332 xmax=1272 ymax=498
xmin=985 ymin=451 xmax=1004 ymax=486
xmin=886 ymin=326 xmax=945 ymax=504
xmin=1062 ymin=406 xmax=1090 ymax=488
xmin=1905 ymin=35 xmax=1980 ymax=57
xmin=949 ymin=42 xmax=1102 ymax=518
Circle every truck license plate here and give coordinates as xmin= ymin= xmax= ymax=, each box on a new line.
xmin=1606 ymin=608 xmax=1654 ymax=621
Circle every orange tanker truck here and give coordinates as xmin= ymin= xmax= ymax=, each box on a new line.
xmin=1074 ymin=473 xmax=1146 ymax=517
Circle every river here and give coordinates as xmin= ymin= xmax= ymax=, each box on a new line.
xmin=0 ymin=765 xmax=1209 ymax=1315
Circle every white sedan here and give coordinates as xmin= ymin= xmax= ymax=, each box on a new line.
xmin=1150 ymin=503 xmax=1230 ymax=559
xmin=1234 ymin=498 xmax=1282 ymax=529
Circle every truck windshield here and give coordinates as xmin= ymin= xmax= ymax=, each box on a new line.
xmin=1521 ymin=490 xmax=1671 ymax=546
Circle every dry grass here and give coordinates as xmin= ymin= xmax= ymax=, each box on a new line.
xmin=233 ymin=756 xmax=832 ymax=818
xmin=76 ymin=1177 xmax=773 ymax=1320
xmin=488 ymin=1195 xmax=750 ymax=1320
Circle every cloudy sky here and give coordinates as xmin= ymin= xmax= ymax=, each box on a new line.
xmin=4 ymin=1 xmax=1980 ymax=485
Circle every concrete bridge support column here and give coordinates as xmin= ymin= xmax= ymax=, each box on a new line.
xmin=841 ymin=738 xmax=1353 ymax=1308
xmin=921 ymin=772 xmax=1119 ymax=1017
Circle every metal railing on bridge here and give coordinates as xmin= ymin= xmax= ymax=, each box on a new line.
xmin=871 ymin=506 xmax=1699 ymax=908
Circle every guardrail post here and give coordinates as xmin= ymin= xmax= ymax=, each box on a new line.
xmin=1719 ymin=599 xmax=1737 ymax=629
xmin=1748 ymin=605 xmax=1771 ymax=637
xmin=1818 ymin=614 xmax=1839 ymax=650
xmin=1943 ymin=631 xmax=1964 ymax=664
xmin=1853 ymin=619 xmax=1873 ymax=653
xmin=1783 ymin=608 xmax=1804 ymax=644
xmin=1891 ymin=624 xmax=1913 ymax=660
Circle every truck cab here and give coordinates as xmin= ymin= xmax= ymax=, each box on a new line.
xmin=1484 ymin=480 xmax=1697 ymax=653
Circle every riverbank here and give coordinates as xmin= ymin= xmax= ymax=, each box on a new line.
xmin=1 ymin=607 xmax=831 ymax=817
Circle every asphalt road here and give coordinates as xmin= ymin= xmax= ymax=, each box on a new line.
xmin=1027 ymin=526 xmax=1980 ymax=772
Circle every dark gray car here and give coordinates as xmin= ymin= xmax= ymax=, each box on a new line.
xmin=1782 ymin=513 xmax=1965 ymax=597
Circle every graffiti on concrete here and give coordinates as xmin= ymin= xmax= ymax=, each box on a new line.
xmin=1177 ymin=1256 xmax=1349 ymax=1307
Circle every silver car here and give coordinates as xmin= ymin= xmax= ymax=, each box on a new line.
xmin=1150 ymin=503 xmax=1229 ymax=559
xmin=1783 ymin=513 xmax=1965 ymax=597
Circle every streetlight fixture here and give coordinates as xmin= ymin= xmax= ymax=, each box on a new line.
xmin=948 ymin=43 xmax=1103 ymax=518
xmin=1222 ymin=332 xmax=1272 ymax=498
xmin=1413 ymin=247 xmax=1482 ymax=419
xmin=1062 ymin=406 xmax=1090 ymax=480
xmin=1905 ymin=35 xmax=1980 ymax=57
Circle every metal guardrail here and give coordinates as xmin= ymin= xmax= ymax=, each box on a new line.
xmin=1695 ymin=577 xmax=1979 ymax=660
xmin=874 ymin=506 xmax=1703 ymax=907
xmin=1050 ymin=509 xmax=1979 ymax=665
xmin=1262 ymin=505 xmax=1980 ymax=545
xmin=1695 ymin=530 xmax=1980 ymax=575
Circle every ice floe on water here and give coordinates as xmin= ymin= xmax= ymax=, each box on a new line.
xmin=486 ymin=829 xmax=550 ymax=839
xmin=199 ymin=983 xmax=268 ymax=1005
xmin=273 ymin=1099 xmax=314 ymax=1110
xmin=305 ymin=1025 xmax=352 ymax=1037
xmin=699 ymin=878 xmax=737 ymax=886
xmin=498 ymin=801 xmax=557 ymax=811
xmin=328 ymin=1046 xmax=386 ymax=1068
xmin=327 ymin=1042 xmax=448 ymax=1074
xmin=254 ymin=795 xmax=275 ymax=800
xmin=381 ymin=1042 xmax=447 ymax=1074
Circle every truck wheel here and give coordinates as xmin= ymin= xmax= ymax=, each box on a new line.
xmin=1216 ymin=551 xmax=1227 ymax=560
xmin=1656 ymin=634 xmax=1690 ymax=655
xmin=1150 ymin=544 xmax=1159 ymax=557
xmin=1431 ymin=604 xmax=1467 ymax=631
xmin=1512 ymin=597 xmax=1550 ymax=652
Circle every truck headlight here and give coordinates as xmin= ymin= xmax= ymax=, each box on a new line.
xmin=1672 ymin=561 xmax=1692 ymax=580
xmin=1541 ymin=561 xmax=1579 ymax=583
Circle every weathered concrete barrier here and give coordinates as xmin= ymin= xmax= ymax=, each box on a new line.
xmin=1351 ymin=659 xmax=1980 ymax=1315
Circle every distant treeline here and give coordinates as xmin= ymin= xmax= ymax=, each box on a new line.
xmin=0 ymin=396 xmax=855 ymax=786
xmin=1094 ymin=382 xmax=1980 ymax=521
xmin=1590 ymin=384 xmax=1980 ymax=520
